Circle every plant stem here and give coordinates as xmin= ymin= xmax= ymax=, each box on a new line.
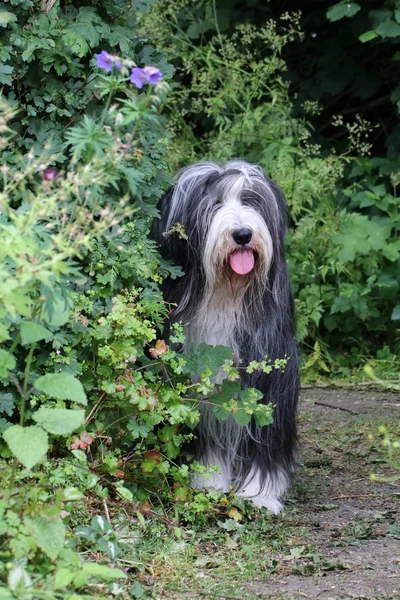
xmin=21 ymin=342 xmax=36 ymax=426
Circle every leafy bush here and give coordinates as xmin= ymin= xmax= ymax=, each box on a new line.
xmin=0 ymin=47 xmax=282 ymax=597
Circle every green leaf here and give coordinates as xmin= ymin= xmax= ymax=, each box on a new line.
xmin=254 ymin=404 xmax=274 ymax=427
xmin=32 ymin=408 xmax=85 ymax=434
xmin=232 ymin=409 xmax=252 ymax=426
xmin=211 ymin=380 xmax=241 ymax=422
xmin=376 ymin=20 xmax=400 ymax=38
xmin=97 ymin=537 xmax=119 ymax=559
xmin=359 ymin=30 xmax=379 ymax=43
xmin=20 ymin=321 xmax=53 ymax=345
xmin=82 ymin=563 xmax=127 ymax=581
xmin=115 ymin=484 xmax=133 ymax=501
xmin=327 ymin=2 xmax=361 ymax=22
xmin=391 ymin=305 xmax=400 ymax=320
xmin=0 ymin=323 xmax=10 ymax=343
xmin=0 ymin=11 xmax=17 ymax=26
xmin=0 ymin=65 xmax=13 ymax=85
xmin=0 ymin=393 xmax=14 ymax=416
xmin=41 ymin=294 xmax=71 ymax=326
xmin=184 ymin=343 xmax=233 ymax=378
xmin=3 ymin=425 xmax=48 ymax=469
xmin=0 ymin=349 xmax=15 ymax=378
xmin=54 ymin=567 xmax=75 ymax=590
xmin=7 ymin=566 xmax=31 ymax=594
xmin=34 ymin=373 xmax=87 ymax=405
xmin=29 ymin=516 xmax=65 ymax=560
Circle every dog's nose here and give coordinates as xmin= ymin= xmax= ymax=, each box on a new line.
xmin=232 ymin=228 xmax=252 ymax=245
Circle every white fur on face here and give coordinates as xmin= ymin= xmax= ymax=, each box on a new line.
xmin=188 ymin=173 xmax=274 ymax=352
xmin=202 ymin=173 xmax=273 ymax=290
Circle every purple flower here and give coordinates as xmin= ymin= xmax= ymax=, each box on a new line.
xmin=130 ymin=66 xmax=163 ymax=89
xmin=96 ymin=50 xmax=122 ymax=72
xmin=43 ymin=168 xmax=57 ymax=181
xmin=145 ymin=66 xmax=163 ymax=84
xmin=130 ymin=68 xmax=147 ymax=89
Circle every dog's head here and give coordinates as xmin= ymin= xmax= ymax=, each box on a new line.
xmin=155 ymin=160 xmax=288 ymax=297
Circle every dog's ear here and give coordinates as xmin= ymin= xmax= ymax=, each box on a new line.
xmin=151 ymin=185 xmax=175 ymax=245
xmin=151 ymin=185 xmax=189 ymax=267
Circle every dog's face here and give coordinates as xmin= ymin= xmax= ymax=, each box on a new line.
xmin=160 ymin=161 xmax=287 ymax=296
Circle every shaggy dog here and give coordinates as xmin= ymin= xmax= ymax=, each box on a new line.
xmin=152 ymin=160 xmax=298 ymax=513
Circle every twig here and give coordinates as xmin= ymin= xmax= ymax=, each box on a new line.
xmin=84 ymin=392 xmax=107 ymax=425
xmin=313 ymin=401 xmax=359 ymax=415
xmin=103 ymin=498 xmax=111 ymax=524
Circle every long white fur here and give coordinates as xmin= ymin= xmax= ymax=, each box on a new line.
xmin=175 ymin=164 xmax=288 ymax=512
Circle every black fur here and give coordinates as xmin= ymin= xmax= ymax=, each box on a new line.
xmin=152 ymin=160 xmax=298 ymax=509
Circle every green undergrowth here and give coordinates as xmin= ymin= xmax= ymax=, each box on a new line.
xmin=78 ymin=404 xmax=398 ymax=599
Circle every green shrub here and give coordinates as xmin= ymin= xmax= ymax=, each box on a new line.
xmin=139 ymin=2 xmax=400 ymax=363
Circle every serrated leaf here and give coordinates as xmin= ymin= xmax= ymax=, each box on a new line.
xmin=20 ymin=321 xmax=53 ymax=345
xmin=0 ymin=393 xmax=14 ymax=416
xmin=376 ymin=20 xmax=400 ymax=38
xmin=254 ymin=405 xmax=274 ymax=427
xmin=82 ymin=563 xmax=127 ymax=581
xmin=211 ymin=379 xmax=241 ymax=421
xmin=63 ymin=487 xmax=84 ymax=500
xmin=0 ymin=10 xmax=17 ymax=25
xmin=185 ymin=343 xmax=233 ymax=378
xmin=3 ymin=425 xmax=48 ymax=469
xmin=0 ymin=323 xmax=10 ymax=342
xmin=34 ymin=373 xmax=87 ymax=405
xmin=32 ymin=408 xmax=85 ymax=434
xmin=0 ymin=349 xmax=15 ymax=378
xmin=0 ymin=65 xmax=13 ymax=85
xmin=232 ymin=410 xmax=252 ymax=426
xmin=327 ymin=2 xmax=361 ymax=22
xmin=29 ymin=516 xmax=65 ymax=560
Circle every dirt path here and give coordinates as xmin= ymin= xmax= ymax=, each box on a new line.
xmin=261 ymin=389 xmax=400 ymax=599
xmin=153 ymin=389 xmax=400 ymax=600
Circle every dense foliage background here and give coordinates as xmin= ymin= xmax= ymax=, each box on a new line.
xmin=0 ymin=0 xmax=399 ymax=597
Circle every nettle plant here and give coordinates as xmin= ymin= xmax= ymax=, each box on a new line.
xmin=0 ymin=52 xmax=286 ymax=595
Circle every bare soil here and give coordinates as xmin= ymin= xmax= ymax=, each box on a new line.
xmin=154 ymin=389 xmax=400 ymax=600
xmin=260 ymin=389 xmax=400 ymax=600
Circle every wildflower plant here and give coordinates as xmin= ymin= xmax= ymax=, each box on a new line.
xmin=0 ymin=44 xmax=282 ymax=596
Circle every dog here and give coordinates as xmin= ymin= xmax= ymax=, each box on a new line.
xmin=152 ymin=160 xmax=298 ymax=513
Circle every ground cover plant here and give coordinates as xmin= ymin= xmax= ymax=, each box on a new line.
xmin=0 ymin=0 xmax=399 ymax=598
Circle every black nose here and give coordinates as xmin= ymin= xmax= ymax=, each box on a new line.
xmin=232 ymin=228 xmax=252 ymax=245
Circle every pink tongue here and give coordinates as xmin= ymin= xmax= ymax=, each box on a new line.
xmin=230 ymin=250 xmax=254 ymax=275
